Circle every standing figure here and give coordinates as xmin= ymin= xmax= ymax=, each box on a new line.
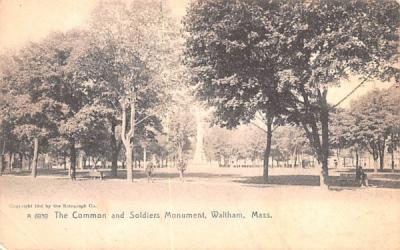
xmin=355 ymin=165 xmax=368 ymax=187
xmin=145 ymin=162 xmax=155 ymax=183
xmin=177 ymin=160 xmax=187 ymax=182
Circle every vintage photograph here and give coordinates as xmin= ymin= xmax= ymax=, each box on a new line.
xmin=0 ymin=0 xmax=399 ymax=249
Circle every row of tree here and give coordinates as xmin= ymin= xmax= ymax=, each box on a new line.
xmin=0 ymin=0 xmax=194 ymax=181
xmin=183 ymin=0 xmax=400 ymax=186
xmin=1 ymin=0 xmax=399 ymax=186
xmin=332 ymin=87 xmax=400 ymax=172
xmin=204 ymin=124 xmax=311 ymax=167
xmin=203 ymin=87 xmax=400 ymax=170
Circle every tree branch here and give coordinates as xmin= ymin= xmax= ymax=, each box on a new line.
xmin=250 ymin=121 xmax=268 ymax=133
xmin=126 ymin=99 xmax=136 ymax=140
xmin=333 ymin=71 xmax=374 ymax=108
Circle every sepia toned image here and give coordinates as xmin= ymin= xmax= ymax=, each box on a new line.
xmin=0 ymin=0 xmax=399 ymax=249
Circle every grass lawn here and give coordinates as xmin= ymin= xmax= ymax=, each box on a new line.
xmin=1 ymin=166 xmax=399 ymax=250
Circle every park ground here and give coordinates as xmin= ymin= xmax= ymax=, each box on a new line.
xmin=1 ymin=166 xmax=399 ymax=250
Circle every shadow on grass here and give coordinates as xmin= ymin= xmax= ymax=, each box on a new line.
xmin=1 ymin=168 xmax=121 ymax=180
xmin=235 ymin=174 xmax=400 ymax=190
xmin=3 ymin=168 xmax=400 ymax=189
xmin=336 ymin=168 xmax=399 ymax=173
xmin=234 ymin=175 xmax=321 ymax=186
xmin=334 ymin=169 xmax=400 ymax=181
xmin=1 ymin=168 xmax=69 ymax=177
xmin=106 ymin=170 xmax=239 ymax=180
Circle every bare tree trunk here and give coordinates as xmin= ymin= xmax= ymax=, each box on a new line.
xmin=390 ymin=133 xmax=395 ymax=172
xmin=121 ymin=97 xmax=136 ymax=182
xmin=371 ymin=146 xmax=379 ymax=173
xmin=263 ymin=115 xmax=273 ymax=184
xmin=0 ymin=155 xmax=4 ymax=175
xmin=7 ymin=154 xmax=11 ymax=172
xmin=391 ymin=148 xmax=395 ymax=172
xmin=319 ymin=91 xmax=330 ymax=187
xmin=0 ymin=138 xmax=5 ymax=175
xmin=40 ymin=154 xmax=45 ymax=169
xmin=110 ymin=120 xmax=118 ymax=177
xmin=379 ymin=153 xmax=385 ymax=171
xmin=303 ymin=108 xmax=329 ymax=186
xmin=355 ymin=149 xmax=359 ymax=168
xmin=18 ymin=153 xmax=23 ymax=169
xmin=10 ymin=153 xmax=15 ymax=173
xmin=30 ymin=138 xmax=39 ymax=177
xmin=177 ymin=143 xmax=184 ymax=181
xmin=390 ymin=140 xmax=395 ymax=172
xmin=299 ymin=88 xmax=330 ymax=187
xmin=126 ymin=147 xmax=133 ymax=180
xmin=378 ymin=140 xmax=385 ymax=171
xmin=70 ymin=140 xmax=77 ymax=180
xmin=179 ymin=170 xmax=183 ymax=180
xmin=92 ymin=157 xmax=100 ymax=169
xmin=77 ymin=150 xmax=83 ymax=170
xmin=143 ymin=145 xmax=147 ymax=170
xmin=45 ymin=154 xmax=51 ymax=170
xmin=373 ymin=158 xmax=378 ymax=172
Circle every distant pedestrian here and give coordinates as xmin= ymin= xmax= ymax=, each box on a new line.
xmin=177 ymin=160 xmax=187 ymax=182
xmin=145 ymin=162 xmax=155 ymax=183
xmin=356 ymin=165 xmax=368 ymax=187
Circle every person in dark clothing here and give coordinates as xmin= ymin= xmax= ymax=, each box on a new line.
xmin=356 ymin=165 xmax=368 ymax=187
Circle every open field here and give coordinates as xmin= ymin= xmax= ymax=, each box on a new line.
xmin=1 ymin=167 xmax=400 ymax=250
xmin=2 ymin=165 xmax=400 ymax=188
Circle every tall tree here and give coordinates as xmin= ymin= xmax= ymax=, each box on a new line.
xmin=349 ymin=88 xmax=400 ymax=171
xmin=185 ymin=0 xmax=399 ymax=186
xmin=77 ymin=0 xmax=173 ymax=181
xmin=0 ymin=53 xmax=16 ymax=174
xmin=276 ymin=0 xmax=399 ymax=185
xmin=271 ymin=126 xmax=309 ymax=167
xmin=184 ymin=0 xmax=292 ymax=183
xmin=38 ymin=30 xmax=89 ymax=180
xmin=386 ymin=88 xmax=400 ymax=171
xmin=5 ymin=36 xmax=73 ymax=177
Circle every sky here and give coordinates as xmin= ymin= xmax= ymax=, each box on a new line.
xmin=0 ymin=0 xmax=189 ymax=51
xmin=0 ymin=0 xmax=392 ymax=108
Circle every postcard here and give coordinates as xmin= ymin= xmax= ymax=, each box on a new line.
xmin=0 ymin=0 xmax=399 ymax=249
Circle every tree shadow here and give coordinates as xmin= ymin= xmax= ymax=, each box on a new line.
xmin=367 ymin=179 xmax=400 ymax=189
xmin=234 ymin=175 xmax=321 ymax=186
xmin=1 ymin=169 xmax=69 ymax=177
xmin=235 ymin=174 xmax=400 ymax=190
xmin=186 ymin=172 xmax=239 ymax=178
xmin=106 ymin=170 xmax=239 ymax=180
xmin=3 ymin=168 xmax=400 ymax=189
xmin=3 ymin=169 xmax=192 ymax=180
